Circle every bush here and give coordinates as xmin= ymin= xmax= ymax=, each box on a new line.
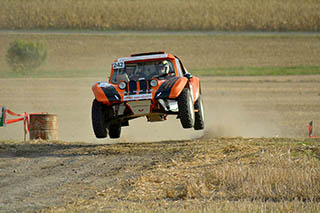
xmin=6 ymin=40 xmax=47 ymax=72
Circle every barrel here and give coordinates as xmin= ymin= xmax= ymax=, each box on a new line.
xmin=29 ymin=114 xmax=58 ymax=140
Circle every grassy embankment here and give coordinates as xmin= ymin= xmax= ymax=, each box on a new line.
xmin=0 ymin=33 xmax=320 ymax=78
xmin=2 ymin=138 xmax=316 ymax=212
xmin=0 ymin=0 xmax=319 ymax=31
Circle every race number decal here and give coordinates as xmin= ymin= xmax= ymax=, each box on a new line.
xmin=113 ymin=61 xmax=125 ymax=69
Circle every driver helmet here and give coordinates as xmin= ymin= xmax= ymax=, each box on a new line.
xmin=159 ymin=60 xmax=170 ymax=74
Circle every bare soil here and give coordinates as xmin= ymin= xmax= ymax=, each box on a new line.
xmin=0 ymin=140 xmax=181 ymax=212
xmin=0 ymin=75 xmax=320 ymax=212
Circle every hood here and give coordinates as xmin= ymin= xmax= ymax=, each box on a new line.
xmin=92 ymin=77 xmax=188 ymax=104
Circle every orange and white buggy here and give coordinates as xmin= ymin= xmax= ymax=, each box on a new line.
xmin=91 ymin=52 xmax=204 ymax=139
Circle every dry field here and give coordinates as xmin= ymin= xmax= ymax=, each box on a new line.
xmin=0 ymin=0 xmax=319 ymax=31
xmin=0 ymin=32 xmax=320 ymax=76
xmin=0 ymin=32 xmax=320 ymax=211
xmin=0 ymin=138 xmax=319 ymax=212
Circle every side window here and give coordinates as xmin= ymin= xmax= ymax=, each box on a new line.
xmin=175 ymin=59 xmax=184 ymax=76
xmin=111 ymin=69 xmax=119 ymax=83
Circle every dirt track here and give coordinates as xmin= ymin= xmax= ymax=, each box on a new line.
xmin=0 ymin=75 xmax=320 ymax=211
xmin=1 ymin=75 xmax=319 ymax=141
xmin=0 ymin=140 xmax=180 ymax=212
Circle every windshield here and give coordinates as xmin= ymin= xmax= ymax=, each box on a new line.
xmin=112 ymin=60 xmax=175 ymax=83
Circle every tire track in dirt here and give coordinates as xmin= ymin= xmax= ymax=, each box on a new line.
xmin=0 ymin=140 xmax=187 ymax=212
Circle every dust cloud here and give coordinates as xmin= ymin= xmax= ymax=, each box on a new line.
xmin=113 ymin=117 xmax=203 ymax=143
xmin=202 ymin=101 xmax=282 ymax=139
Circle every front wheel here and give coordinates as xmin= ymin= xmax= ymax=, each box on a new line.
xmin=194 ymin=96 xmax=205 ymax=130
xmin=109 ymin=122 xmax=121 ymax=139
xmin=177 ymin=88 xmax=194 ymax=128
xmin=92 ymin=99 xmax=108 ymax=138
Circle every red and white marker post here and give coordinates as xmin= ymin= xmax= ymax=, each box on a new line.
xmin=308 ymin=121 xmax=318 ymax=138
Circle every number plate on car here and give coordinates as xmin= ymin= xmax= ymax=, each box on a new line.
xmin=123 ymin=93 xmax=152 ymax=101
xmin=113 ymin=62 xmax=125 ymax=69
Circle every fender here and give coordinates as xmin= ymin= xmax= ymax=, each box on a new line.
xmin=92 ymin=81 xmax=121 ymax=105
xmin=154 ymin=77 xmax=188 ymax=99
xmin=189 ymin=76 xmax=201 ymax=103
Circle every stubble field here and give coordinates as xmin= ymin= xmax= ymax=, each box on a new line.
xmin=0 ymin=33 xmax=320 ymax=212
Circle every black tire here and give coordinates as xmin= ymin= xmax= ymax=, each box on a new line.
xmin=109 ymin=122 xmax=121 ymax=139
xmin=178 ymin=88 xmax=194 ymax=128
xmin=194 ymin=96 xmax=205 ymax=130
xmin=92 ymin=99 xmax=108 ymax=138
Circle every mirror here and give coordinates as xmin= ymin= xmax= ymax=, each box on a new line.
xmin=184 ymin=73 xmax=193 ymax=79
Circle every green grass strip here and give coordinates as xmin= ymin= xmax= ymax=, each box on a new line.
xmin=0 ymin=66 xmax=320 ymax=78
xmin=191 ymin=66 xmax=320 ymax=77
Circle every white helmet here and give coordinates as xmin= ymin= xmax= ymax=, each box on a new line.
xmin=159 ymin=60 xmax=169 ymax=74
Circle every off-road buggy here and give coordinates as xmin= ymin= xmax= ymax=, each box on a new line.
xmin=91 ymin=52 xmax=204 ymax=139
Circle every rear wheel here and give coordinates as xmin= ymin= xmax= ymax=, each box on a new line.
xmin=194 ymin=96 xmax=205 ymax=130
xmin=178 ymin=88 xmax=194 ymax=128
xmin=92 ymin=99 xmax=108 ymax=138
xmin=109 ymin=122 xmax=121 ymax=138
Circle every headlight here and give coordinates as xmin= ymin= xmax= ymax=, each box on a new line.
xmin=119 ymin=81 xmax=126 ymax=90
xmin=150 ymin=79 xmax=158 ymax=87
